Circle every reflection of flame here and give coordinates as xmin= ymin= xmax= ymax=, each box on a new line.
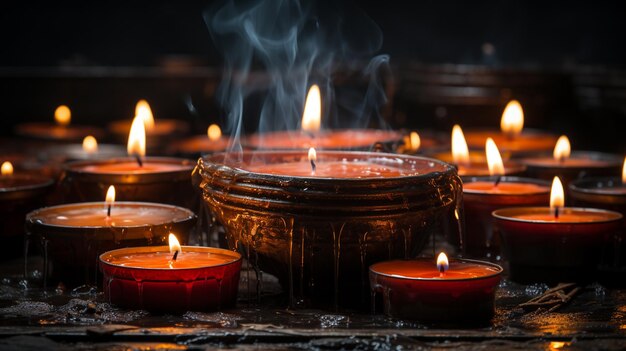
xmin=135 ymin=99 xmax=154 ymax=131
xmin=622 ymin=156 xmax=625 ymax=183
xmin=408 ymin=131 xmax=421 ymax=152
xmin=486 ymin=138 xmax=505 ymax=176
xmin=500 ymin=100 xmax=523 ymax=137
xmin=54 ymin=105 xmax=71 ymax=126
xmin=549 ymin=341 xmax=570 ymax=350
xmin=105 ymin=185 xmax=115 ymax=212
xmin=301 ymin=85 xmax=321 ymax=133
xmin=207 ymin=124 xmax=222 ymax=141
xmin=308 ymin=147 xmax=317 ymax=162
xmin=550 ymin=176 xmax=564 ymax=211
xmin=553 ymin=135 xmax=571 ymax=161
xmin=1 ymin=161 xmax=13 ymax=176
xmin=169 ymin=233 xmax=182 ymax=254
xmin=436 ymin=252 xmax=449 ymax=273
xmin=82 ymin=136 xmax=98 ymax=154
xmin=452 ymin=125 xmax=470 ymax=165
xmin=127 ymin=115 xmax=146 ymax=157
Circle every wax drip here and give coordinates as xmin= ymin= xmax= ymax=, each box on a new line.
xmin=135 ymin=155 xmax=143 ymax=167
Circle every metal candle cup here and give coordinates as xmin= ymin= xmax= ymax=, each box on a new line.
xmin=0 ymin=174 xmax=54 ymax=259
xmin=369 ymin=258 xmax=502 ymax=324
xmin=493 ymin=207 xmax=622 ymax=283
xmin=61 ymin=157 xmax=196 ymax=210
xmin=242 ymin=129 xmax=404 ymax=151
xmin=100 ymin=246 xmax=241 ymax=313
xmin=25 ymin=202 xmax=197 ymax=286
xmin=196 ymin=150 xmax=462 ymax=307
xmin=461 ymin=177 xmax=550 ymax=258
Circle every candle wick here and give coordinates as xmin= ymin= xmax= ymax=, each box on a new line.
xmin=172 ymin=250 xmax=179 ymax=261
xmin=107 ymin=204 xmax=111 ymax=217
xmin=554 ymin=207 xmax=560 ymax=219
xmin=494 ymin=176 xmax=502 ymax=187
xmin=310 ymin=159 xmax=316 ymax=173
xmin=135 ymin=154 xmax=143 ymax=167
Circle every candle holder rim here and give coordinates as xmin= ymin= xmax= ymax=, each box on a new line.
xmin=0 ymin=174 xmax=55 ymax=193
xmin=201 ymin=150 xmax=457 ymax=181
xmin=463 ymin=176 xmax=551 ymax=195
xmin=518 ymin=150 xmax=623 ymax=168
xmin=569 ymin=176 xmax=626 ymax=195
xmin=25 ymin=201 xmax=197 ymax=229
xmin=492 ymin=206 xmax=623 ymax=224
xmin=369 ymin=258 xmax=503 ymax=282
xmin=99 ymin=245 xmax=242 ymax=271
xmin=63 ymin=156 xmax=195 ymax=174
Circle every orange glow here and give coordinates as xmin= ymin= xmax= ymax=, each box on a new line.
xmin=301 ymin=85 xmax=321 ymax=133
xmin=553 ymin=135 xmax=571 ymax=161
xmin=451 ymin=124 xmax=470 ymax=165
xmin=485 ymin=138 xmax=505 ymax=177
xmin=82 ymin=135 xmax=98 ymax=154
xmin=54 ymin=105 xmax=71 ymax=126
xmin=169 ymin=233 xmax=182 ymax=254
xmin=622 ymin=156 xmax=625 ymax=183
xmin=500 ymin=100 xmax=524 ymax=137
xmin=550 ymin=176 xmax=565 ymax=212
xmin=408 ymin=131 xmax=421 ymax=152
xmin=105 ymin=185 xmax=115 ymax=213
xmin=1 ymin=161 xmax=13 ymax=176
xmin=436 ymin=252 xmax=449 ymax=273
xmin=127 ymin=115 xmax=146 ymax=157
xmin=207 ymin=124 xmax=222 ymax=141
xmin=549 ymin=341 xmax=570 ymax=350
xmin=135 ymin=99 xmax=155 ymax=131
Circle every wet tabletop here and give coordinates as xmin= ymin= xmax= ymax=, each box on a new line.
xmin=0 ymin=256 xmax=625 ymax=350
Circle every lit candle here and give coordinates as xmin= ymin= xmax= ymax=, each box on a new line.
xmin=493 ymin=176 xmax=622 ymax=283
xmin=14 ymin=104 xmax=104 ymax=143
xmin=61 ymin=115 xmax=196 ymax=209
xmin=243 ymin=85 xmax=404 ymax=150
xmin=369 ymin=252 xmax=502 ymax=324
xmin=519 ymin=135 xmax=623 ymax=188
xmin=168 ymin=124 xmax=230 ymax=157
xmin=26 ymin=190 xmax=197 ymax=286
xmin=36 ymin=135 xmax=126 ymax=168
xmin=100 ymin=234 xmax=242 ymax=312
xmin=463 ymin=99 xmax=558 ymax=155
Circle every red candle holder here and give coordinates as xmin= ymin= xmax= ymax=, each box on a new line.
xmin=493 ymin=207 xmax=622 ymax=283
xmin=242 ymin=129 xmax=404 ymax=151
xmin=100 ymin=246 xmax=241 ymax=313
xmin=369 ymin=258 xmax=502 ymax=324
xmin=196 ymin=150 xmax=462 ymax=307
xmin=461 ymin=176 xmax=550 ymax=258
xmin=0 ymin=174 xmax=54 ymax=260
xmin=60 ymin=157 xmax=197 ymax=210
xmin=25 ymin=202 xmax=197 ymax=286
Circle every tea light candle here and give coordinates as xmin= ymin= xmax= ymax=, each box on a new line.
xmin=493 ymin=176 xmax=622 ymax=283
xmin=62 ymin=115 xmax=196 ymax=209
xmin=168 ymin=124 xmax=230 ymax=157
xmin=396 ymin=130 xmax=448 ymax=155
xmin=26 ymin=190 xmax=197 ymax=286
xmin=463 ymin=100 xmax=557 ymax=156
xmin=461 ymin=139 xmax=550 ymax=257
xmin=15 ymin=105 xmax=104 ymax=143
xmin=0 ymin=161 xmax=54 ymax=259
xmin=100 ymin=234 xmax=241 ymax=313
xmin=518 ymin=135 xmax=623 ymax=188
xmin=37 ymin=136 xmax=126 ymax=164
xmin=369 ymin=252 xmax=502 ymax=324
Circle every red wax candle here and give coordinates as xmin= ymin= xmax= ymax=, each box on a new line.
xmin=243 ymin=129 xmax=403 ymax=150
xmin=461 ymin=177 xmax=550 ymax=258
xmin=493 ymin=207 xmax=622 ymax=283
xmin=100 ymin=246 xmax=241 ymax=312
xmin=464 ymin=129 xmax=557 ymax=156
xmin=62 ymin=157 xmax=196 ymax=209
xmin=369 ymin=258 xmax=502 ymax=324
xmin=245 ymin=158 xmax=417 ymax=178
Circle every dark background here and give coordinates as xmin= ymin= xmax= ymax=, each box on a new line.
xmin=1 ymin=0 xmax=625 ymax=152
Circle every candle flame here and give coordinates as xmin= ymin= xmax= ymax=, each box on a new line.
xmin=54 ymin=105 xmax=71 ymax=126
xmin=135 ymin=99 xmax=155 ymax=131
xmin=207 ymin=124 xmax=222 ymax=141
xmin=127 ymin=115 xmax=146 ymax=157
xmin=451 ymin=124 xmax=470 ymax=165
xmin=550 ymin=176 xmax=565 ymax=212
xmin=105 ymin=185 xmax=115 ymax=214
xmin=486 ymin=138 xmax=505 ymax=177
xmin=1 ymin=161 xmax=13 ymax=176
xmin=301 ymin=85 xmax=321 ymax=133
xmin=553 ymin=135 xmax=571 ymax=161
xmin=436 ymin=252 xmax=449 ymax=274
xmin=408 ymin=131 xmax=421 ymax=152
xmin=622 ymin=156 xmax=625 ymax=183
xmin=500 ymin=100 xmax=524 ymax=137
xmin=82 ymin=135 xmax=98 ymax=154
xmin=169 ymin=233 xmax=182 ymax=254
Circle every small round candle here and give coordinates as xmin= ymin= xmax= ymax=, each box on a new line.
xmin=369 ymin=255 xmax=502 ymax=324
xmin=243 ymin=129 xmax=404 ymax=151
xmin=15 ymin=105 xmax=104 ymax=143
xmin=100 ymin=245 xmax=241 ymax=312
